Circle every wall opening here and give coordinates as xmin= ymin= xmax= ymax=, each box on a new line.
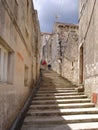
xmin=24 ymin=65 xmax=29 ymax=86
xmin=7 ymin=52 xmax=14 ymax=84
xmin=79 ymin=44 xmax=84 ymax=84
xmin=31 ymin=65 xmax=34 ymax=85
xmin=0 ymin=43 xmax=14 ymax=83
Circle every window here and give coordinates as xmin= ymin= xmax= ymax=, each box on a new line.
xmin=0 ymin=44 xmax=14 ymax=83
xmin=3 ymin=51 xmax=8 ymax=82
xmin=72 ymin=62 xmax=74 ymax=67
xmin=24 ymin=65 xmax=29 ymax=86
xmin=7 ymin=52 xmax=14 ymax=83
xmin=0 ymin=45 xmax=8 ymax=82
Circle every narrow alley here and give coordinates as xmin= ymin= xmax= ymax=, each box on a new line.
xmin=21 ymin=70 xmax=98 ymax=130
xmin=1 ymin=0 xmax=98 ymax=130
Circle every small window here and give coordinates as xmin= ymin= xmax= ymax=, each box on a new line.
xmin=24 ymin=65 xmax=29 ymax=86
xmin=0 ymin=46 xmax=8 ymax=82
xmin=7 ymin=52 xmax=14 ymax=84
xmin=72 ymin=62 xmax=73 ymax=67
xmin=0 ymin=44 xmax=14 ymax=83
xmin=3 ymin=51 xmax=8 ymax=82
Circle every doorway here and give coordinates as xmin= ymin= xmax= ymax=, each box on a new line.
xmin=79 ymin=44 xmax=84 ymax=84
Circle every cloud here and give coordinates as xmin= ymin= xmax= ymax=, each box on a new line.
xmin=33 ymin=0 xmax=78 ymax=32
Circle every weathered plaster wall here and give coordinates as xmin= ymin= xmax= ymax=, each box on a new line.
xmin=52 ymin=22 xmax=79 ymax=84
xmin=79 ymin=0 xmax=98 ymax=105
xmin=0 ymin=0 xmax=41 ymax=129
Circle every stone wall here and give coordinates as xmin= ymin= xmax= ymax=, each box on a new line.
xmin=41 ymin=33 xmax=53 ymax=64
xmin=52 ymin=22 xmax=79 ymax=84
xmin=32 ymin=10 xmax=41 ymax=81
xmin=41 ymin=23 xmax=78 ymax=84
xmin=0 ymin=0 xmax=41 ymax=129
xmin=79 ymin=0 xmax=98 ymax=105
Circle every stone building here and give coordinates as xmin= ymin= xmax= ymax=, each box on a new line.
xmin=41 ymin=33 xmax=53 ymax=64
xmin=41 ymin=23 xmax=78 ymax=84
xmin=79 ymin=0 xmax=98 ymax=105
xmin=51 ymin=22 xmax=79 ymax=84
xmin=32 ymin=10 xmax=41 ymax=82
xmin=0 ymin=0 xmax=41 ymax=129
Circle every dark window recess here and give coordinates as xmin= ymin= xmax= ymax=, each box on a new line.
xmin=72 ymin=62 xmax=73 ymax=67
xmin=24 ymin=65 xmax=29 ymax=86
xmin=59 ymin=40 xmax=62 ymax=56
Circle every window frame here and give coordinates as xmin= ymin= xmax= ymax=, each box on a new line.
xmin=0 ymin=44 xmax=14 ymax=84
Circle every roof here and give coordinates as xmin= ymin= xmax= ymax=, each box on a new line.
xmin=41 ymin=32 xmax=53 ymax=36
xmin=55 ymin=22 xmax=79 ymax=28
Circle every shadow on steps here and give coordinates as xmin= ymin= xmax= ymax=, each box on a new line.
xmin=12 ymin=70 xmax=98 ymax=130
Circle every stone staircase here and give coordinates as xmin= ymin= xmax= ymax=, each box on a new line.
xmin=21 ymin=71 xmax=98 ymax=130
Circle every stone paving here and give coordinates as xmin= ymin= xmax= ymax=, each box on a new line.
xmin=21 ymin=70 xmax=98 ymax=130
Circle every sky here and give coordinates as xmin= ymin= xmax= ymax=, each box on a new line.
xmin=33 ymin=0 xmax=79 ymax=33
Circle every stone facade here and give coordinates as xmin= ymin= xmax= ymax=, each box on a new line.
xmin=0 ymin=0 xmax=41 ymax=129
xmin=32 ymin=10 xmax=41 ymax=81
xmin=41 ymin=33 xmax=53 ymax=64
xmin=52 ymin=22 xmax=79 ymax=84
xmin=79 ymin=0 xmax=98 ymax=105
xmin=41 ymin=23 xmax=78 ymax=84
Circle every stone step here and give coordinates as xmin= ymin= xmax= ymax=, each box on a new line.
xmin=21 ymin=122 xmax=98 ymax=130
xmin=34 ymin=95 xmax=87 ymax=100
xmin=37 ymin=90 xmax=77 ymax=93
xmin=31 ymin=98 xmax=91 ymax=105
xmin=27 ymin=108 xmax=98 ymax=116
xmin=36 ymin=92 xmax=84 ymax=97
xmin=29 ymin=103 xmax=95 ymax=110
xmin=39 ymin=87 xmax=77 ymax=91
xmin=23 ymin=114 xmax=98 ymax=125
xmin=66 ymin=122 xmax=98 ymax=130
xmin=21 ymin=70 xmax=98 ymax=130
